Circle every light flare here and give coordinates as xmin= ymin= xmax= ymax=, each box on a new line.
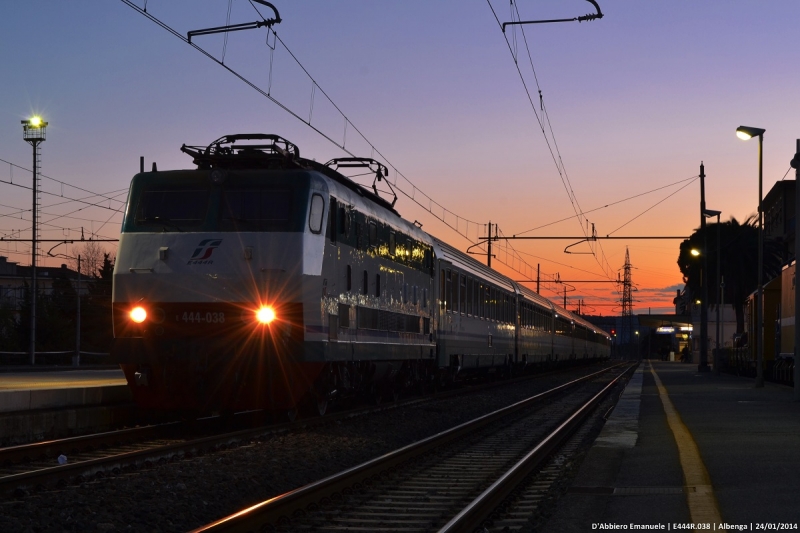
xmin=256 ymin=306 xmax=276 ymax=324
xmin=130 ymin=306 xmax=147 ymax=323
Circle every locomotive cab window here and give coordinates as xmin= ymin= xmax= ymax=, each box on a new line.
xmin=135 ymin=188 xmax=209 ymax=228
xmin=309 ymin=193 xmax=325 ymax=233
xmin=221 ymin=187 xmax=292 ymax=230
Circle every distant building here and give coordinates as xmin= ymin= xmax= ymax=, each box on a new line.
xmin=763 ymin=179 xmax=796 ymax=264
xmin=0 ymin=256 xmax=83 ymax=310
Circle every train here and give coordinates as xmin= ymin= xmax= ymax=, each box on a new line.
xmin=111 ymin=133 xmax=611 ymax=417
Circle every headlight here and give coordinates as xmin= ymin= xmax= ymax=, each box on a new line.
xmin=256 ymin=306 xmax=276 ymax=324
xmin=130 ymin=306 xmax=147 ymax=323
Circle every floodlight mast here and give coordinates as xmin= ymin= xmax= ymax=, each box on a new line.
xmin=21 ymin=116 xmax=48 ymax=365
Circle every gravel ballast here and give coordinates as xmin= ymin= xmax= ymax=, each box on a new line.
xmin=1 ymin=365 xmax=616 ymax=532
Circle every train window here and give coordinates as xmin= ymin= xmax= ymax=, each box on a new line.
xmin=136 ymin=189 xmax=210 ymax=227
xmin=346 ymin=265 xmax=352 ymax=291
xmin=368 ymin=221 xmax=377 ymax=247
xmin=363 ymin=270 xmax=369 ymax=295
xmin=309 ymin=194 xmax=325 ymax=233
xmin=338 ymin=303 xmax=350 ymax=328
xmin=459 ymin=274 xmax=466 ymax=314
xmin=446 ymin=270 xmax=453 ymax=312
xmin=339 ymin=206 xmax=350 ymax=236
xmin=327 ymin=198 xmax=338 ymax=242
xmin=389 ymin=232 xmax=396 ymax=256
xmin=376 ymin=274 xmax=381 ymax=297
xmin=440 ymin=269 xmax=446 ymax=309
xmin=466 ymin=277 xmax=473 ymax=315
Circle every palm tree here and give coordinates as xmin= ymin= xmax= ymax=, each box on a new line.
xmin=677 ymin=215 xmax=781 ymax=334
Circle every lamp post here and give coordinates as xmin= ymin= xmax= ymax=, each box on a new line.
xmin=690 ymin=247 xmax=704 ymax=366
xmin=703 ymin=209 xmax=722 ymax=374
xmin=736 ymin=125 xmax=765 ymax=387
xmin=698 ymin=163 xmax=710 ymax=372
xmin=21 ymin=116 xmax=47 ymax=366
xmin=791 ymin=139 xmax=800 ymax=401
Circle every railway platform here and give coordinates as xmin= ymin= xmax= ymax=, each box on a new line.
xmin=0 ymin=368 xmax=128 ymax=413
xmin=544 ymin=360 xmax=800 ymax=531
xmin=0 ymin=367 xmax=131 ymax=446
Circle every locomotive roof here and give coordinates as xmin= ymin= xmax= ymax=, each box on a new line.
xmin=180 ymin=133 xmax=399 ymax=215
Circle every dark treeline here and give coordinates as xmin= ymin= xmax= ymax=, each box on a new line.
xmin=0 ymin=254 xmax=114 ymax=361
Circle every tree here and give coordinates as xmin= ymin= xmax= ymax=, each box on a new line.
xmin=0 ymin=299 xmax=20 ymax=352
xmin=41 ymin=269 xmax=79 ymax=352
xmin=677 ymin=216 xmax=781 ymax=334
xmin=68 ymin=241 xmax=106 ymax=279
xmin=82 ymin=253 xmax=115 ymax=352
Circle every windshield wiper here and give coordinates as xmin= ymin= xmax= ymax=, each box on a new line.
xmin=142 ymin=216 xmax=184 ymax=232
xmin=225 ymin=217 xmax=257 ymax=228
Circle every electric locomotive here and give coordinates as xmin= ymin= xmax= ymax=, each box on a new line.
xmin=112 ymin=133 xmax=610 ymax=417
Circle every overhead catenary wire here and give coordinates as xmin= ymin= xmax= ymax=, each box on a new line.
xmin=514 ymin=175 xmax=700 ymax=236
xmin=606 ymin=177 xmax=698 ymax=236
xmin=0 ymin=157 xmax=127 ymax=207
xmin=119 ymin=0 xmax=564 ymax=292
xmin=485 ymin=0 xmax=617 ymax=286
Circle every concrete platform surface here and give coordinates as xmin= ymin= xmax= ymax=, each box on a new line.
xmin=544 ymin=360 xmax=800 ymax=531
xmin=0 ymin=369 xmax=130 ymax=413
xmin=0 ymin=368 xmax=126 ymax=391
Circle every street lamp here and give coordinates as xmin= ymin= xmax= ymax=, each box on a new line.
xmin=736 ymin=125 xmax=765 ymax=387
xmin=21 ymin=116 xmax=47 ymax=366
xmin=697 ymin=163 xmax=710 ymax=372
xmin=704 ymin=208 xmax=721 ymax=374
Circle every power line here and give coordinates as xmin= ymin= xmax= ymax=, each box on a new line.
xmin=118 ymin=0 xmax=572 ymax=298
xmin=120 ymin=0 xmax=484 ymax=247
xmin=0 ymin=157 xmax=127 ymax=206
xmin=485 ymin=0 xmax=617 ymax=285
xmin=514 ymin=175 xmax=699 ymax=236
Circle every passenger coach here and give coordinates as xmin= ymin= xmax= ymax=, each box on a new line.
xmin=111 ymin=134 xmax=610 ymax=416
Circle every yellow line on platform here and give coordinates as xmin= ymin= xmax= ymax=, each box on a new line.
xmin=649 ymin=363 xmax=722 ymax=525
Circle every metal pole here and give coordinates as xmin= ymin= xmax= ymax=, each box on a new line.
xmin=756 ymin=135 xmax=764 ymax=387
xmin=30 ymin=140 xmax=38 ymax=366
xmin=793 ymin=139 xmax=800 ymax=400
xmin=487 ymin=221 xmax=492 ymax=268
xmin=715 ymin=213 xmax=721 ymax=375
xmin=699 ymin=162 xmax=709 ymax=371
xmin=74 ymin=255 xmax=81 ymax=367
xmin=721 ymin=276 xmax=725 ymax=366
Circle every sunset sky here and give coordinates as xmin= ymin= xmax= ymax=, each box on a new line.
xmin=2 ymin=1 xmax=799 ymax=314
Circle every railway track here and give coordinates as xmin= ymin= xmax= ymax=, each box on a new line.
xmin=1 ymin=363 xmax=614 ymax=498
xmin=191 ymin=362 xmax=633 ymax=532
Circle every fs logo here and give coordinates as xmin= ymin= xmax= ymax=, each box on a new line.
xmin=188 ymin=239 xmax=222 ymax=265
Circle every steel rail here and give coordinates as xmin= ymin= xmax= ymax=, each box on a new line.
xmin=438 ymin=363 xmax=635 ymax=532
xmin=189 ymin=363 xmax=625 ymax=532
xmin=0 ymin=364 xmax=581 ymax=495
xmin=0 ymin=422 xmax=172 ymax=465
